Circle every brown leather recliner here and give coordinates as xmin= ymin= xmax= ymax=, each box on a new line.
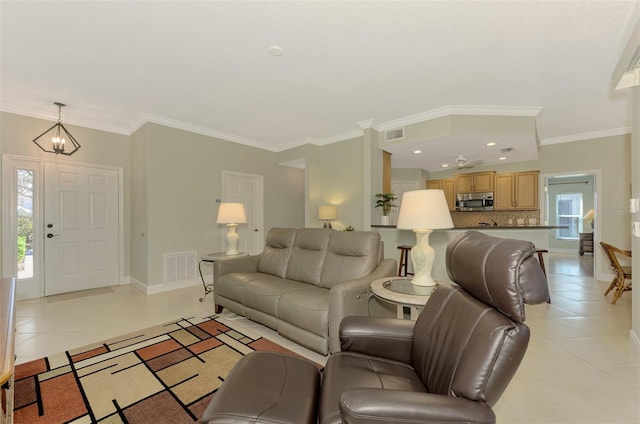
xmin=200 ymin=231 xmax=549 ymax=424
xmin=319 ymin=230 xmax=549 ymax=424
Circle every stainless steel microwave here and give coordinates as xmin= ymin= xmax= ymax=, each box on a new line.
xmin=456 ymin=192 xmax=494 ymax=211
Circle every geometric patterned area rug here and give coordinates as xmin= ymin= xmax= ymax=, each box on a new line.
xmin=13 ymin=315 xmax=300 ymax=423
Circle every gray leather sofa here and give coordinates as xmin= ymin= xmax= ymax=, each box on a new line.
xmin=213 ymin=227 xmax=397 ymax=355
xmin=201 ymin=231 xmax=550 ymax=424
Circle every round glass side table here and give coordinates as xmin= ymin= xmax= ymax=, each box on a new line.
xmin=371 ymin=277 xmax=436 ymax=319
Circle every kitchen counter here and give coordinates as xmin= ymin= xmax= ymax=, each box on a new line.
xmin=373 ymin=226 xmax=560 ymax=282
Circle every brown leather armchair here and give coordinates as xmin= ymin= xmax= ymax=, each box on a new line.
xmin=201 ymin=231 xmax=550 ymax=424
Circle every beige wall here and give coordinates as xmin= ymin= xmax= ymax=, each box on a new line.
xmin=130 ymin=125 xmax=149 ymax=284
xmin=0 ymin=113 xmax=305 ymax=289
xmin=539 ymin=135 xmax=631 ymax=262
xmin=136 ymin=123 xmax=305 ymax=286
xmin=304 ymin=136 xmax=366 ymax=231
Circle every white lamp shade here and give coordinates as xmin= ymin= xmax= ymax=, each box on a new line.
xmin=397 ymin=190 xmax=454 ymax=230
xmin=216 ymin=202 xmax=247 ymax=224
xmin=318 ymin=205 xmax=337 ymax=220
xmin=583 ymin=209 xmax=594 ymax=220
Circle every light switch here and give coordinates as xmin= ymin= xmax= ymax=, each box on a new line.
xmin=631 ymin=198 xmax=640 ymax=214
xmin=633 ymin=221 xmax=640 ymax=238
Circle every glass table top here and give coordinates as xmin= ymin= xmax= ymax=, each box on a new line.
xmin=382 ymin=278 xmax=435 ymax=297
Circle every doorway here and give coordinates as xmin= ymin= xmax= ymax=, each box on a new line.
xmin=221 ymin=170 xmax=264 ymax=255
xmin=2 ymin=155 xmax=124 ymax=300
xmin=541 ymin=170 xmax=600 ymax=278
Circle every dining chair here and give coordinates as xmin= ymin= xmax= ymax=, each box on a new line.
xmin=599 ymin=241 xmax=632 ymax=304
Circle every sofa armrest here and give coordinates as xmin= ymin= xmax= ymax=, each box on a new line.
xmin=213 ymin=255 xmax=260 ymax=279
xmin=339 ymin=316 xmax=414 ymax=364
xmin=327 ymin=258 xmax=397 ymax=353
xmin=340 ymin=389 xmax=496 ymax=424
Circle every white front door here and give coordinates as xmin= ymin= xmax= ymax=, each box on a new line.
xmin=222 ymin=171 xmax=264 ymax=254
xmin=44 ymin=163 xmax=120 ymax=295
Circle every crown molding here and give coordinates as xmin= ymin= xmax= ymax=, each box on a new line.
xmin=377 ymin=105 xmax=543 ymax=132
xmin=0 ymin=103 xmax=131 ymax=135
xmin=356 ymin=119 xmax=381 ymax=131
xmin=140 ymin=113 xmax=274 ymax=151
xmin=541 ymin=127 xmax=631 ymax=145
xmin=4 ymin=102 xmax=625 ymax=152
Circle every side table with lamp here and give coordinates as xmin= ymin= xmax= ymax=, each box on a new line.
xmin=198 ymin=202 xmax=249 ymax=302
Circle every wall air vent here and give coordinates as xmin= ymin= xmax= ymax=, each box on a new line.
xmin=385 ymin=128 xmax=404 ymax=141
xmin=164 ymin=251 xmax=197 ymax=284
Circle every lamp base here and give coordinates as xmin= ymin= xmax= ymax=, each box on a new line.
xmin=410 ymin=229 xmax=436 ymax=287
xmin=225 ymin=223 xmax=240 ymax=256
xmin=323 ymin=221 xmax=332 ymax=229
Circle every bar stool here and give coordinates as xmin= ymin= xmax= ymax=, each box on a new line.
xmin=535 ymin=248 xmax=550 ymax=303
xmin=397 ymin=245 xmax=414 ymax=277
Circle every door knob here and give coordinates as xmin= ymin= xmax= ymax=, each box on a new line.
xmin=47 ymin=224 xmax=53 ymax=228
xmin=46 ymin=233 xmax=60 ymax=238
xmin=254 ymin=228 xmax=259 ymax=232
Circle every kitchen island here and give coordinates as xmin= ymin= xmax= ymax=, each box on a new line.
xmin=373 ymin=225 xmax=563 ymax=283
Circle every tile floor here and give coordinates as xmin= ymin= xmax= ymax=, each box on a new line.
xmin=14 ymin=253 xmax=639 ymax=423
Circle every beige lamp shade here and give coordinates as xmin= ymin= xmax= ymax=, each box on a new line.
xmin=583 ymin=209 xmax=594 ymax=220
xmin=318 ymin=205 xmax=337 ymax=220
xmin=216 ymin=202 xmax=247 ymax=224
xmin=397 ymin=190 xmax=454 ymax=230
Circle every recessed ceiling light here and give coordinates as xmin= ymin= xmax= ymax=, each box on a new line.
xmin=413 ymin=150 xmax=422 ymax=154
xmin=486 ymin=142 xmax=497 ymax=147
xmin=441 ymin=163 xmax=449 ymax=168
xmin=498 ymin=156 xmax=507 ymax=161
xmin=268 ymin=45 xmax=284 ymax=56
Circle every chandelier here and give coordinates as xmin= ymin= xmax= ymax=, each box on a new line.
xmin=32 ymin=102 xmax=81 ymax=156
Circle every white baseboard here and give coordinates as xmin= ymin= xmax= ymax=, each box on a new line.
xmin=130 ymin=277 xmax=201 ymax=295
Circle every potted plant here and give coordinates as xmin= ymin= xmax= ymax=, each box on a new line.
xmin=375 ymin=192 xmax=397 ymax=225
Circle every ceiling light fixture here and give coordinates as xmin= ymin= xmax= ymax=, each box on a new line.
xmin=486 ymin=142 xmax=497 ymax=147
xmin=268 ymin=45 xmax=284 ymax=56
xmin=441 ymin=164 xmax=449 ymax=168
xmin=413 ymin=150 xmax=422 ymax=154
xmin=498 ymin=157 xmax=507 ymax=161
xmin=32 ymin=102 xmax=81 ymax=156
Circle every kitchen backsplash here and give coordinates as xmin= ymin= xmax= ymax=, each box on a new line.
xmin=451 ymin=210 xmax=541 ymax=227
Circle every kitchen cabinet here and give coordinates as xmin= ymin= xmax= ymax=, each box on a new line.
xmin=455 ymin=171 xmax=495 ymax=193
xmin=426 ymin=178 xmax=456 ymax=211
xmin=494 ymin=171 xmax=539 ymax=210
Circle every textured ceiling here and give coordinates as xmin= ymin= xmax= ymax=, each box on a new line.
xmin=1 ymin=1 xmax=637 ymax=170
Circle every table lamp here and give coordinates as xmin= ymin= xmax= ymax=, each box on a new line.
xmin=216 ymin=202 xmax=247 ymax=255
xmin=583 ymin=209 xmax=594 ymax=230
xmin=396 ymin=189 xmax=454 ymax=286
xmin=318 ymin=205 xmax=337 ymax=229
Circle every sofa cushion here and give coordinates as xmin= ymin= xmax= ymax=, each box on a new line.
xmin=278 ymin=286 xmax=330 ymax=337
xmin=319 ymin=231 xmax=380 ymax=288
xmin=243 ymin=277 xmax=311 ymax=317
xmin=257 ymin=228 xmax=297 ymax=278
xmin=285 ymin=228 xmax=331 ymax=285
xmin=216 ymin=272 xmax=265 ymax=305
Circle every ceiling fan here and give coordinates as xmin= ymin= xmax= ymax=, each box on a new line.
xmin=455 ymin=155 xmax=483 ymax=169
